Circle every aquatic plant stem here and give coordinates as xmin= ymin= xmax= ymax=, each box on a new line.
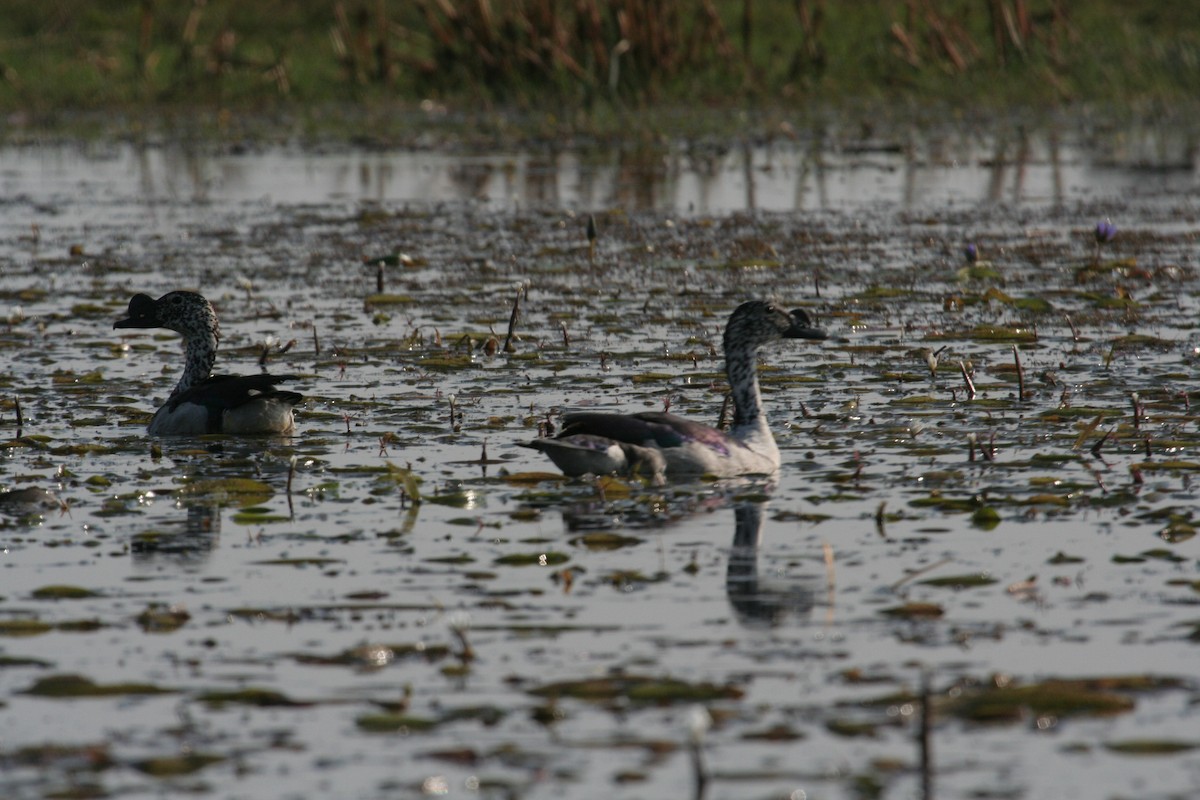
xmin=920 ymin=668 xmax=934 ymax=800
xmin=1012 ymin=345 xmax=1026 ymax=401
xmin=959 ymin=361 xmax=976 ymax=398
xmin=502 ymin=291 xmax=520 ymax=353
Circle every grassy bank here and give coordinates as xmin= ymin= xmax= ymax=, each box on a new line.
xmin=2 ymin=1 xmax=1197 ymax=140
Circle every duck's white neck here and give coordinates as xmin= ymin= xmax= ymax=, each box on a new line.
xmin=172 ymin=329 xmax=218 ymax=398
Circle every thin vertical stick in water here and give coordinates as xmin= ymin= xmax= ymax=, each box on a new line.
xmin=312 ymin=324 xmax=320 ymax=358
xmin=959 ymin=361 xmax=976 ymax=398
xmin=586 ymin=213 xmax=597 ymax=264
xmin=502 ymin=292 xmax=520 ymax=353
xmin=14 ymin=396 xmax=23 ymax=431
xmin=1012 ymin=345 xmax=1025 ymax=401
xmin=919 ymin=668 xmax=934 ymax=800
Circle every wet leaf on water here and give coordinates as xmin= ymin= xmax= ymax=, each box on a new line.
xmin=948 ymin=679 xmax=1137 ymax=722
xmin=741 ymin=723 xmax=806 ymax=742
xmin=31 ymin=585 xmax=100 ymax=600
xmin=133 ymin=753 xmax=224 ymax=777
xmin=0 ymin=654 xmax=54 ymax=668
xmin=425 ymin=491 xmax=475 ymax=508
xmin=22 ymin=674 xmax=176 ymax=698
xmin=231 ymin=508 xmax=291 ymax=524
xmin=356 ymin=712 xmax=440 ymax=733
xmin=918 ymin=573 xmax=997 ymax=589
xmin=1104 ymin=740 xmax=1199 ymax=756
xmin=1158 ymin=522 xmax=1196 ymax=544
xmin=965 ymin=325 xmax=1038 ymax=342
xmin=971 ymin=507 xmax=1001 ymax=529
xmin=570 ymin=532 xmax=643 ymax=551
xmin=826 ymin=719 xmax=880 ymax=738
xmin=293 ymin=644 xmax=396 ymax=669
xmin=179 ymin=478 xmax=274 ymax=508
xmin=51 ymin=369 xmax=105 ymax=386
xmin=879 ymin=603 xmax=944 ymax=619
xmin=419 ymin=355 xmax=476 ymax=370
xmin=364 ymin=293 xmax=417 ymax=305
xmin=530 ymin=674 xmax=743 ymax=704
xmin=1131 ymin=460 xmax=1200 ymax=472
xmin=1048 ymin=551 xmax=1085 ymax=564
xmin=629 ymin=372 xmax=677 ymax=384
xmin=251 ymin=557 xmax=345 ymax=568
xmin=197 ymin=688 xmax=308 ymax=707
xmin=502 ymin=471 xmax=567 ymax=486
xmin=494 ymin=551 xmax=569 ymax=566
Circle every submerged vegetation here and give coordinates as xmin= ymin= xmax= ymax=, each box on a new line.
xmin=1 ymin=1 xmax=1198 ymax=137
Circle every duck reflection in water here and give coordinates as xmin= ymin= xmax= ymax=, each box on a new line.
xmin=726 ymin=501 xmax=816 ymax=628
xmin=130 ymin=503 xmax=220 ymax=567
xmin=560 ymin=495 xmax=816 ymax=628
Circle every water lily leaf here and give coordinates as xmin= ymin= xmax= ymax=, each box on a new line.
xmin=879 ymin=603 xmax=944 ymax=619
xmin=134 ymin=753 xmax=224 ymax=777
xmin=23 ymin=674 xmax=175 ymax=698
xmin=570 ymin=532 xmax=643 ymax=551
xmin=179 ymin=478 xmax=274 ymax=508
xmin=495 ymin=551 xmax=569 ymax=566
xmin=918 ymin=573 xmax=997 ymax=589
xmin=1104 ymin=740 xmax=1199 ymax=756
xmin=197 ymin=688 xmax=307 ymax=707
xmin=31 ymin=585 xmax=99 ymax=600
xmin=530 ymin=675 xmax=742 ymax=704
xmin=356 ymin=713 xmax=440 ymax=733
xmin=948 ymin=678 xmax=1138 ymax=722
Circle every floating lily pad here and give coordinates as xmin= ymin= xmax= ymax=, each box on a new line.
xmin=918 ymin=573 xmax=997 ymax=589
xmin=197 ymin=688 xmax=307 ymax=707
xmin=31 ymin=585 xmax=99 ymax=600
xmin=23 ymin=674 xmax=175 ymax=698
xmin=530 ymin=675 xmax=743 ymax=704
xmin=495 ymin=551 xmax=570 ymax=566
xmin=356 ymin=713 xmax=440 ymax=733
xmin=1104 ymin=740 xmax=1199 ymax=756
xmin=570 ymin=532 xmax=643 ymax=551
xmin=179 ymin=478 xmax=274 ymax=508
xmin=948 ymin=679 xmax=1137 ymax=722
xmin=879 ymin=603 xmax=944 ymax=619
xmin=133 ymin=753 xmax=225 ymax=776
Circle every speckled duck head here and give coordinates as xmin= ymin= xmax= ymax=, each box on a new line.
xmin=114 ymin=291 xmax=221 ymax=342
xmin=115 ymin=291 xmax=221 ymax=398
xmin=722 ymin=300 xmax=826 ymax=428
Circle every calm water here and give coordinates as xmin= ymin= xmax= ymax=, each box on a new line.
xmin=1 ymin=125 xmax=1200 ymax=799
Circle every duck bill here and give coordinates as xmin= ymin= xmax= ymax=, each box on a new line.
xmin=785 ymin=308 xmax=827 ymax=340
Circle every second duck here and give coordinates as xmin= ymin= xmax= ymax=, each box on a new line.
xmin=523 ymin=299 xmax=826 ymax=480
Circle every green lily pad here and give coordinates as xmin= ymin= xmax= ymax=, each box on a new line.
xmin=495 ymin=551 xmax=570 ymax=566
xmin=23 ymin=674 xmax=175 ymax=698
xmin=179 ymin=478 xmax=274 ymax=508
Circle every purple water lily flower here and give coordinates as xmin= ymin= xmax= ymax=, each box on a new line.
xmin=964 ymin=243 xmax=978 ymax=264
xmin=1094 ymin=219 xmax=1117 ymax=244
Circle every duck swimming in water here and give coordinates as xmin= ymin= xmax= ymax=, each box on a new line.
xmin=522 ymin=300 xmax=826 ymax=480
xmin=114 ymin=291 xmax=302 ymax=436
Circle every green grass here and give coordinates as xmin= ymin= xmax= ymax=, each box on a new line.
xmin=1 ymin=1 xmax=1197 ymax=139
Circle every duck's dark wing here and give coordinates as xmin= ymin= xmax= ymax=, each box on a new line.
xmin=166 ymin=374 xmax=302 ymax=434
xmin=560 ymin=411 xmax=733 ymax=456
